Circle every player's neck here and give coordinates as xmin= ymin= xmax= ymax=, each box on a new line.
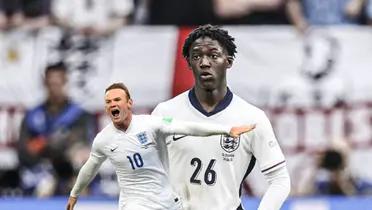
xmin=114 ymin=113 xmax=133 ymax=132
xmin=194 ymin=86 xmax=227 ymax=112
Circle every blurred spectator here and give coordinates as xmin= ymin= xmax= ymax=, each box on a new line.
xmin=295 ymin=139 xmax=357 ymax=196
xmin=148 ymin=0 xmax=288 ymax=25
xmin=367 ymin=0 xmax=372 ymax=24
xmin=214 ymin=0 xmax=289 ymax=25
xmin=52 ymin=0 xmax=134 ymax=37
xmin=132 ymin=0 xmax=149 ymax=24
xmin=314 ymin=149 xmax=356 ymax=195
xmin=17 ymin=62 xmax=96 ymax=196
xmin=20 ymin=0 xmax=51 ymax=31
xmin=0 ymin=0 xmax=24 ymax=31
xmin=286 ymin=0 xmax=366 ymax=33
xmin=0 ymin=0 xmax=51 ymax=32
xmin=344 ymin=0 xmax=366 ymax=20
xmin=148 ymin=0 xmax=217 ymax=25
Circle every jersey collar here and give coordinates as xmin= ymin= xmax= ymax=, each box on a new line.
xmin=188 ymin=87 xmax=233 ymax=117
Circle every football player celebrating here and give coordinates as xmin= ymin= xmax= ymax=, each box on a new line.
xmin=66 ymin=82 xmax=255 ymax=210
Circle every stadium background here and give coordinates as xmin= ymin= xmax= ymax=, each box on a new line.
xmin=1 ymin=0 xmax=372 ymax=210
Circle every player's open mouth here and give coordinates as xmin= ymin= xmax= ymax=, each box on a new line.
xmin=111 ymin=109 xmax=120 ymax=118
xmin=200 ymin=72 xmax=213 ymax=80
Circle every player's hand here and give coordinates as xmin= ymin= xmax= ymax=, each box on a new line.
xmin=229 ymin=124 xmax=256 ymax=138
xmin=66 ymin=196 xmax=78 ymax=210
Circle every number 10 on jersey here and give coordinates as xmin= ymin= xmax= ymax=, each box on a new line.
xmin=127 ymin=153 xmax=144 ymax=170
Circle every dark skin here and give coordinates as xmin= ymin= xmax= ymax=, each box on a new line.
xmin=187 ymin=37 xmax=234 ymax=113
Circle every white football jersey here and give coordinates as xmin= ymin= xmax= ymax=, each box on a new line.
xmin=152 ymin=88 xmax=286 ymax=210
xmin=79 ymin=114 xmax=231 ymax=210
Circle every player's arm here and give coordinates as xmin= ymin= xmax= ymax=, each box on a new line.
xmin=157 ymin=116 xmax=255 ymax=138
xmin=66 ymin=140 xmax=107 ymax=210
xmin=251 ymin=112 xmax=290 ymax=210
xmin=258 ymin=166 xmax=291 ymax=210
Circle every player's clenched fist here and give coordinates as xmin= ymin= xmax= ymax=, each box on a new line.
xmin=229 ymin=124 xmax=256 ymax=138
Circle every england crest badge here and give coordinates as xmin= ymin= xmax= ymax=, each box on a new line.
xmin=220 ymin=134 xmax=240 ymax=153
xmin=136 ymin=132 xmax=148 ymax=144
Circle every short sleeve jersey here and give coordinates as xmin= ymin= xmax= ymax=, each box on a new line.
xmin=152 ymin=89 xmax=286 ymax=210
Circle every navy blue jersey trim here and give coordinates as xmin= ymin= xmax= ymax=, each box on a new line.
xmin=239 ymin=156 xmax=256 ymax=197
xmin=261 ymin=160 xmax=286 ymax=173
xmin=188 ymin=87 xmax=233 ymax=117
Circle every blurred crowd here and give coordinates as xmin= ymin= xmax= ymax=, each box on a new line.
xmin=0 ymin=0 xmax=371 ymax=34
xmin=1 ymin=0 xmax=372 ymax=198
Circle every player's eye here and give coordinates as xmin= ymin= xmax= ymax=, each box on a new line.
xmin=192 ymin=55 xmax=200 ymax=60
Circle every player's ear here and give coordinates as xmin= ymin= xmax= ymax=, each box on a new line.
xmin=127 ymin=98 xmax=133 ymax=109
xmin=227 ymin=56 xmax=234 ymax=68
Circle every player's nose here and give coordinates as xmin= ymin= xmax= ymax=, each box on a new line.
xmin=199 ymin=56 xmax=211 ymax=68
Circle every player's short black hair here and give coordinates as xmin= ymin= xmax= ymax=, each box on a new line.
xmin=45 ymin=61 xmax=67 ymax=75
xmin=182 ymin=24 xmax=237 ymax=59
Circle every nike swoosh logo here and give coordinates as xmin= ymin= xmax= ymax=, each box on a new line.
xmin=172 ymin=135 xmax=187 ymax=141
xmin=110 ymin=147 xmax=118 ymax=152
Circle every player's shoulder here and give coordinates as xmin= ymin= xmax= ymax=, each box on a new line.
xmin=160 ymin=91 xmax=188 ymax=106
xmin=133 ymin=114 xmax=159 ymax=123
xmin=133 ymin=114 xmax=150 ymax=120
xmin=132 ymin=114 xmax=163 ymax=130
xmin=232 ymin=93 xmax=266 ymax=116
xmin=94 ymin=123 xmax=117 ymax=143
xmin=153 ymin=91 xmax=189 ymax=113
